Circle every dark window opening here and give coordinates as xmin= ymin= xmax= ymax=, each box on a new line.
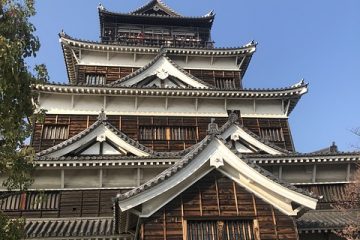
xmin=259 ymin=128 xmax=284 ymax=142
xmin=0 ymin=192 xmax=60 ymax=211
xmin=215 ymin=77 xmax=236 ymax=89
xmin=187 ymin=220 xmax=255 ymax=240
xmin=139 ymin=126 xmax=198 ymax=141
xmin=42 ymin=125 xmax=69 ymax=140
xmin=85 ymin=74 xmax=106 ymax=85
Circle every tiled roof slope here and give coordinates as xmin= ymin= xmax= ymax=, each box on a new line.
xmin=24 ymin=218 xmax=120 ymax=239
xmin=130 ymin=0 xmax=182 ymax=17
xmin=219 ymin=113 xmax=290 ymax=154
xmin=116 ymin=121 xmax=316 ymax=200
xmin=297 ymin=209 xmax=360 ymax=232
xmin=36 ymin=111 xmax=154 ymax=158
xmin=110 ymin=52 xmax=213 ymax=88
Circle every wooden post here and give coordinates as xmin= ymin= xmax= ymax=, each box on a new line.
xmin=232 ymin=182 xmax=239 ymax=216
xmin=60 ymin=169 xmax=65 ymax=189
xmin=312 ymin=165 xmax=317 ymax=183
xmin=99 ymin=169 xmax=103 ymax=188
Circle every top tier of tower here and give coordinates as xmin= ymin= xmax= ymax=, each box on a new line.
xmin=98 ymin=0 xmax=215 ymax=48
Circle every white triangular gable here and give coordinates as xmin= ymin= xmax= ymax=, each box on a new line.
xmin=116 ymin=55 xmax=209 ymax=88
xmin=40 ymin=124 xmax=150 ymax=158
xmin=117 ymin=137 xmax=317 ymax=217
xmin=79 ymin=141 xmax=127 ymax=155
xmin=221 ymin=125 xmax=285 ymax=155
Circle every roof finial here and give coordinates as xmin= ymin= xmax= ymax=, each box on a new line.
xmin=98 ymin=3 xmax=105 ymax=11
xmin=60 ymin=29 xmax=66 ymax=37
xmin=207 ymin=118 xmax=219 ymax=135
xmin=330 ymin=141 xmax=338 ymax=153
xmin=98 ymin=108 xmax=107 ymax=121
xmin=228 ymin=110 xmax=240 ymax=123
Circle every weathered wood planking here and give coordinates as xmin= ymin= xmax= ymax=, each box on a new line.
xmin=140 ymin=172 xmax=298 ymax=240
xmin=2 ymin=190 xmax=120 ymax=218
xmin=32 ymin=115 xmax=294 ymax=152
xmin=76 ymin=65 xmax=241 ymax=88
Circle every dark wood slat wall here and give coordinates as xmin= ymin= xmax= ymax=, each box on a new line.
xmin=76 ymin=65 xmax=241 ymax=88
xmin=141 ymin=172 xmax=298 ymax=240
xmin=186 ymin=69 xmax=242 ymax=89
xmin=77 ymin=66 xmax=139 ymax=84
xmin=32 ymin=115 xmax=294 ymax=152
xmin=2 ymin=190 xmax=120 ymax=219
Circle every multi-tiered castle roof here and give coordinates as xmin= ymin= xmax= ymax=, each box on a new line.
xmin=1 ymin=1 xmax=359 ymax=240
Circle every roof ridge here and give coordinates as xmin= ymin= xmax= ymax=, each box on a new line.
xmin=116 ymin=135 xmax=214 ymax=200
xmin=130 ymin=0 xmax=182 ymax=17
xmin=235 ymin=152 xmax=317 ymax=198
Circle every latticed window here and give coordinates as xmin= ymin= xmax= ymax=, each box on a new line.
xmin=259 ymin=128 xmax=284 ymax=142
xmin=215 ymin=77 xmax=236 ymax=89
xmin=85 ymin=74 xmax=106 ymax=85
xmin=42 ymin=125 xmax=69 ymax=140
xmin=139 ymin=126 xmax=197 ymax=140
xmin=0 ymin=192 xmax=60 ymax=211
xmin=187 ymin=220 xmax=255 ymax=240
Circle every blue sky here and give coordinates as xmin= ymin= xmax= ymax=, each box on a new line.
xmin=29 ymin=0 xmax=360 ymax=152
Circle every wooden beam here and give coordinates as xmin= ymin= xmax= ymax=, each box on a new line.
xmin=238 ymin=56 xmax=246 ymax=68
xmin=199 ymin=187 xmax=203 ymax=216
xmin=271 ymin=206 xmax=279 ymax=239
xmin=253 ymin=99 xmax=256 ymax=113
xmin=285 ymin=100 xmax=291 ymax=115
xmin=215 ymin=178 xmax=221 ymax=215
xmin=134 ymin=97 xmax=138 ymax=110
xmin=312 ymin=165 xmax=317 ymax=183
xmin=99 ymin=169 xmax=103 ymax=188
xmin=107 ymin=51 xmax=110 ymax=61
xmin=346 ymin=163 xmax=351 ymax=182
xmin=134 ymin=53 xmax=137 ymax=62
xmin=71 ymin=95 xmax=75 ymax=109
xmin=103 ymin=96 xmax=107 ymax=110
xmin=195 ymin=98 xmax=198 ymax=111
xmin=165 ymin=97 xmax=168 ymax=110
xmin=60 ymin=170 xmax=64 ymax=189
xmin=232 ymin=182 xmax=239 ymax=216
xmin=137 ymin=168 xmax=141 ymax=187
xmin=279 ymin=166 xmax=283 ymax=180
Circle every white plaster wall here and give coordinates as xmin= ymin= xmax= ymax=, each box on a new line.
xmin=106 ymin=96 xmax=136 ymax=112
xmin=74 ymin=95 xmax=104 ymax=112
xmin=227 ymin=99 xmax=254 ymax=113
xmin=39 ymin=94 xmax=287 ymax=118
xmin=316 ymin=164 xmax=347 ymax=182
xmin=32 ymin=169 xmax=62 ymax=189
xmin=167 ymin=98 xmax=195 ymax=113
xmin=198 ymin=98 xmax=225 ymax=113
xmin=40 ymin=93 xmax=72 ymax=111
xmin=169 ymin=55 xmax=238 ymax=71
xmin=102 ymin=168 xmax=137 ymax=187
xmin=255 ymin=99 xmax=283 ymax=115
xmin=282 ymin=165 xmax=313 ymax=183
xmin=80 ymin=51 xmax=155 ymax=68
xmin=137 ymin=97 xmax=165 ymax=112
xmin=64 ymin=169 xmax=99 ymax=188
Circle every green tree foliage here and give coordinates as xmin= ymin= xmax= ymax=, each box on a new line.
xmin=0 ymin=213 xmax=25 ymax=240
xmin=0 ymin=0 xmax=48 ymax=238
xmin=0 ymin=0 xmax=47 ymax=189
